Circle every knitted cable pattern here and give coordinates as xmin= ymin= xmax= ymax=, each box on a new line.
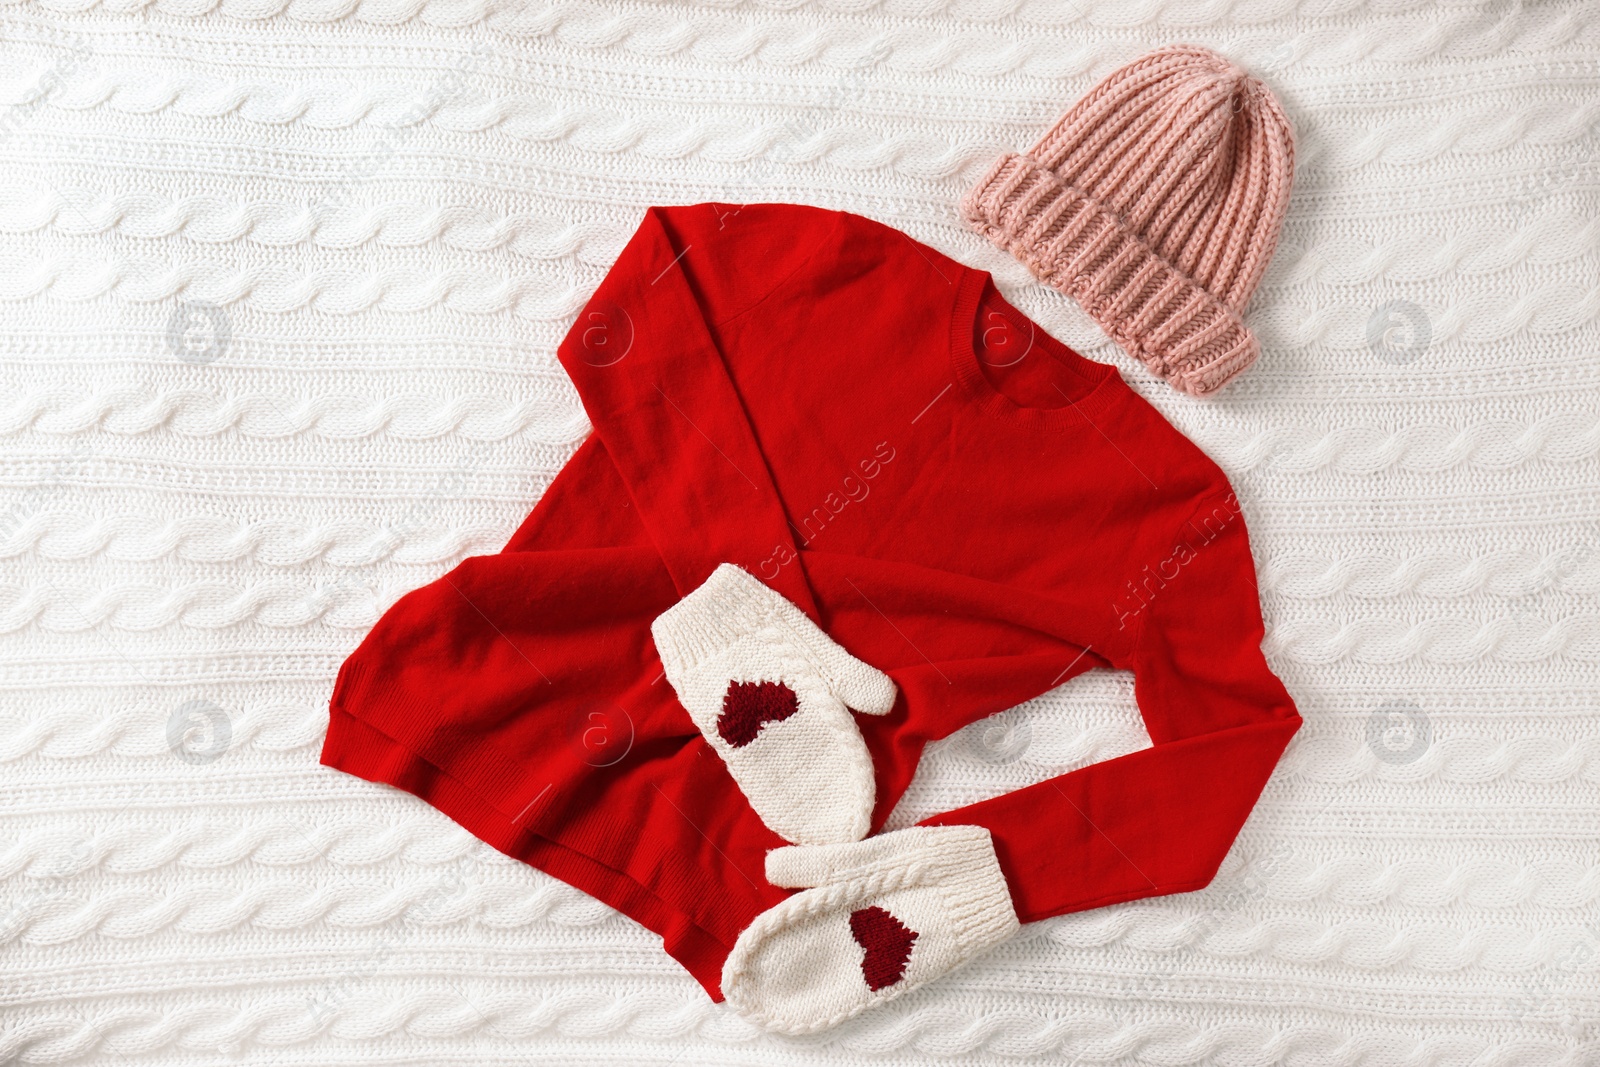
xmin=2 ymin=1 xmax=1597 ymax=1063
xmin=723 ymin=827 xmax=1018 ymax=1034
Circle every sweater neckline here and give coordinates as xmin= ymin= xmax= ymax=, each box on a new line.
xmin=948 ymin=265 xmax=1127 ymax=429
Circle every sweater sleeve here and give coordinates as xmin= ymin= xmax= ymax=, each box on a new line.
xmin=556 ymin=204 xmax=831 ymax=620
xmin=919 ymin=490 xmax=1301 ymax=922
xmin=1131 ymin=492 xmax=1301 ymax=744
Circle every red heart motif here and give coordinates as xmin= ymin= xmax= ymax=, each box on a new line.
xmin=849 ymin=905 xmax=918 ymax=991
xmin=717 ymin=680 xmax=799 ymax=748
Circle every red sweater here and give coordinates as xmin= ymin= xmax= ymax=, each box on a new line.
xmin=322 ymin=203 xmax=1301 ymax=998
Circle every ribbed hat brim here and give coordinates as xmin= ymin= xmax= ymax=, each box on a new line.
xmin=962 ymin=150 xmax=1258 ymax=398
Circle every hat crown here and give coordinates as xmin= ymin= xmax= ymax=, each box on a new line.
xmin=1030 ymin=46 xmax=1294 ymax=315
xmin=960 ymin=45 xmax=1296 ymax=396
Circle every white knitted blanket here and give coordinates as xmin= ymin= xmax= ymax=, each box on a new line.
xmin=2 ymin=2 xmax=1596 ymax=1063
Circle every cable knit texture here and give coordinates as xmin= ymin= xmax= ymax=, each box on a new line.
xmin=2 ymin=0 xmax=1598 ymax=1063
xmin=962 ymin=45 xmax=1295 ymax=397
xmin=652 ymin=562 xmax=897 ymax=844
xmin=723 ymin=826 xmax=1019 ymax=1033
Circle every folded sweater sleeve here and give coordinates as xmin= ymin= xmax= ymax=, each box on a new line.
xmin=921 ymin=490 xmax=1302 ymax=922
xmin=556 ymin=205 xmax=827 ymax=620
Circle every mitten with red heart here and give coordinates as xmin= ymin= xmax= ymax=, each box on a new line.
xmin=721 ymin=825 xmax=1019 ymax=1033
xmin=651 ymin=563 xmax=898 ymax=845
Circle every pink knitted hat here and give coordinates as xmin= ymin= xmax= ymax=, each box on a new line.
xmin=962 ymin=45 xmax=1295 ymax=397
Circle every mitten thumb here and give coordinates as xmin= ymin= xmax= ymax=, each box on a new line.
xmin=810 ymin=639 xmax=897 ymax=716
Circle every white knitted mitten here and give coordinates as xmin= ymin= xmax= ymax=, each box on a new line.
xmin=651 ymin=563 xmax=898 ymax=845
xmin=721 ymin=825 xmax=1019 ymax=1033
